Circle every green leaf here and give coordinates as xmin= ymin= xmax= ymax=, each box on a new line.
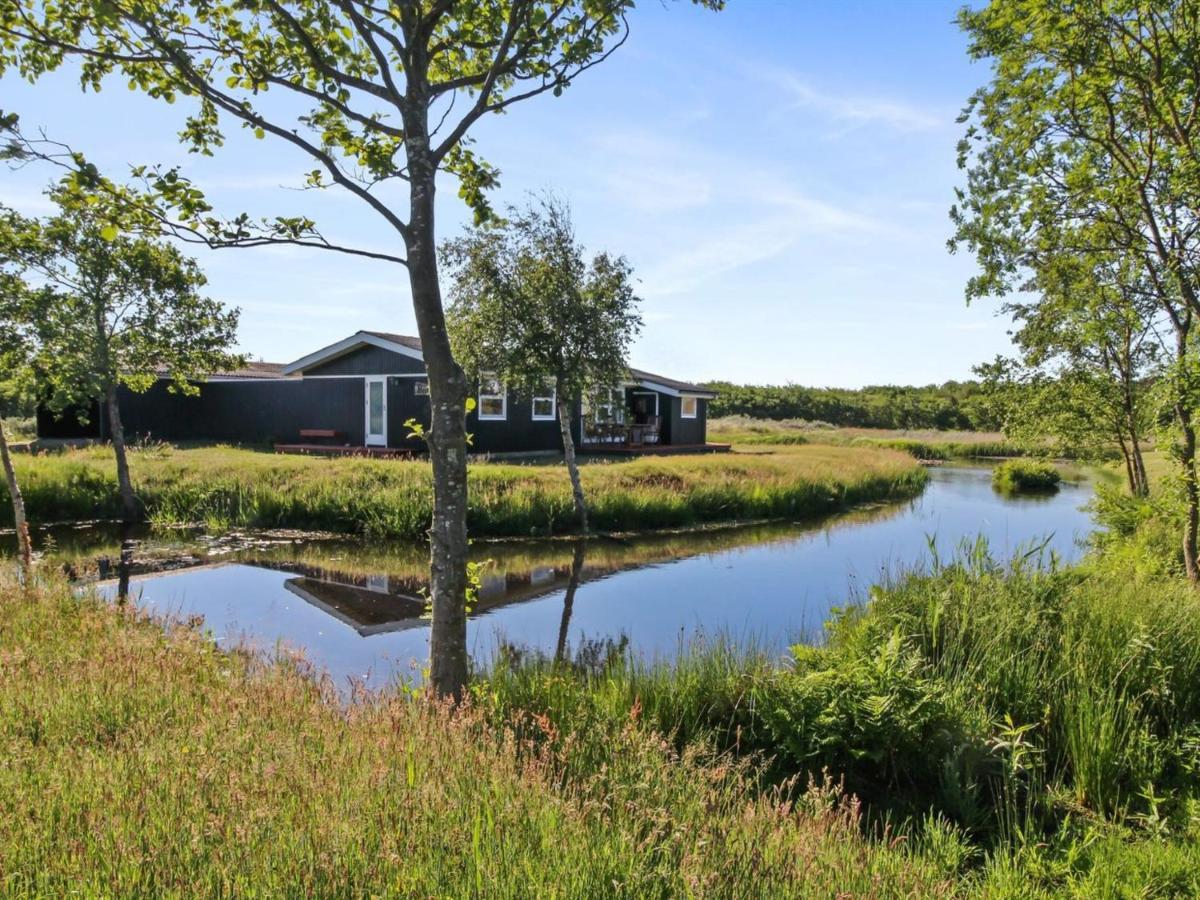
xmin=99 ymin=224 xmax=119 ymax=241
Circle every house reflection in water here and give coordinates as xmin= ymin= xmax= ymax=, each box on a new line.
xmin=283 ymin=577 xmax=428 ymax=637
xmin=276 ymin=546 xmax=590 ymax=640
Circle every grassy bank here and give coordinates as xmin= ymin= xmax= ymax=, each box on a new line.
xmin=6 ymin=542 xmax=1200 ymax=892
xmin=5 ymin=443 xmax=927 ymax=539
xmin=708 ymin=417 xmax=1019 ymax=459
xmin=0 ymin=574 xmax=956 ymax=896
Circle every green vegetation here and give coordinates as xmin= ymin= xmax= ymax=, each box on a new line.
xmin=446 ymin=192 xmax=643 ymax=532
xmin=4 ymin=417 xmax=34 ymax=442
xmin=851 ymin=436 xmax=1020 ymax=461
xmin=479 ymin=543 xmax=1200 ymax=894
xmin=0 ymin=574 xmax=957 ymax=896
xmin=991 ymin=460 xmax=1062 ymax=494
xmin=8 ymin=496 xmax=1200 ymax=893
xmin=4 ymin=443 xmax=927 ymax=539
xmin=706 ymin=380 xmax=998 ymax=430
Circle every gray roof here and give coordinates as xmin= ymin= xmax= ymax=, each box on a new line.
xmin=628 ymin=367 xmax=716 ymax=398
xmin=360 ymin=331 xmax=425 ymax=353
xmin=154 ymin=361 xmax=294 ymax=380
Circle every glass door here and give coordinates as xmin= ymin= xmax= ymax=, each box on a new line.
xmin=365 ymin=377 xmax=386 ymax=446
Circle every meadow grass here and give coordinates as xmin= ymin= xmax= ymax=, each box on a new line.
xmin=5 ymin=442 xmax=927 ymax=538
xmin=707 ymin=417 xmax=1019 ymax=458
xmin=478 ymin=546 xmax=1200 ymax=894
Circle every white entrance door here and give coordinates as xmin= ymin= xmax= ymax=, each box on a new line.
xmin=365 ymin=377 xmax=387 ymax=446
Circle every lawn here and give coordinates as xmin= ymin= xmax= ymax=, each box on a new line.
xmin=5 ymin=442 xmax=927 ymax=539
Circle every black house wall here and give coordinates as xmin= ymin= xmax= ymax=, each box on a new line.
xmin=39 ymin=378 xmax=367 ymax=446
xmin=305 ymin=346 xmax=425 ymax=376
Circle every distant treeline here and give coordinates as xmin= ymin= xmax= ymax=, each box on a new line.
xmin=704 ymin=381 xmax=1000 ymax=431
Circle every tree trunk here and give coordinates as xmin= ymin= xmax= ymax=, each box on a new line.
xmin=1116 ymin=433 xmax=1137 ymax=496
xmin=554 ymin=540 xmax=587 ymax=665
xmin=1131 ymin=439 xmax=1149 ymax=498
xmin=1178 ymin=400 xmax=1200 ymax=582
xmin=0 ymin=418 xmax=33 ymax=587
xmin=105 ymin=387 xmax=139 ymax=524
xmin=1120 ymin=368 xmax=1149 ymax=497
xmin=557 ymin=395 xmax=588 ymax=532
xmin=405 ymin=153 xmax=470 ymax=700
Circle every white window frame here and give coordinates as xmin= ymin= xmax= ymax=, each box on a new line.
xmin=414 ymin=380 xmax=429 ymax=396
xmin=680 ymin=395 xmax=699 ymax=419
xmin=591 ymin=387 xmax=625 ymax=424
xmin=531 ymin=381 xmax=557 ymax=421
xmin=478 ymin=372 xmax=507 ymax=421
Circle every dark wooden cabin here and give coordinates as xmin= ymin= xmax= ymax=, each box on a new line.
xmin=36 ymin=331 xmax=719 ymax=455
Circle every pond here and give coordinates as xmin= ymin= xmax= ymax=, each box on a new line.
xmin=16 ymin=463 xmax=1100 ymax=691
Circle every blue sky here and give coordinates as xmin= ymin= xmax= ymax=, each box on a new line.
xmin=0 ymin=1 xmax=1008 ymax=388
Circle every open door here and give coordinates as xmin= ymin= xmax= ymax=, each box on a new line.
xmin=365 ymin=377 xmax=387 ymax=446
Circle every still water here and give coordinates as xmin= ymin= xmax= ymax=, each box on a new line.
xmin=54 ymin=464 xmax=1095 ymax=690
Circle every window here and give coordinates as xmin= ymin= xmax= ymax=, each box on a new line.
xmin=478 ymin=373 xmax=506 ymax=420
xmin=589 ymin=388 xmax=625 ymax=424
xmin=532 ymin=381 xmax=556 ymax=421
xmin=414 ymin=380 xmax=429 ymax=396
xmin=681 ymin=396 xmax=699 ymax=419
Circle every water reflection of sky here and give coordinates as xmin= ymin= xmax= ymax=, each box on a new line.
xmin=95 ymin=465 xmax=1097 ymax=692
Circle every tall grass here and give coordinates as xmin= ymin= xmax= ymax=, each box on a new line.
xmin=5 ymin=443 xmax=927 ymax=538
xmin=5 ymin=545 xmax=1200 ymax=891
xmin=707 ymin=417 xmax=1022 ymax=456
xmin=0 ymin=573 xmax=959 ymax=896
xmin=481 ymin=546 xmax=1200 ymax=851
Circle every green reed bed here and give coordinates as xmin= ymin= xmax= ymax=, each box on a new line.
xmin=991 ymin=458 xmax=1062 ymax=493
xmin=5 ymin=443 xmax=926 ymax=538
xmin=0 ymin=573 xmax=955 ymax=897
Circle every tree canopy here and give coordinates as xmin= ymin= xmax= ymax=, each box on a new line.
xmin=445 ymin=194 xmax=642 ymax=403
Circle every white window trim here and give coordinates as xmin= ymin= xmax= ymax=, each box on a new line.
xmin=531 ymin=382 xmax=557 ymax=421
xmin=478 ymin=373 xmax=507 ymax=421
xmin=590 ymin=388 xmax=625 ymax=424
xmin=681 ymin=395 xmax=699 ymax=419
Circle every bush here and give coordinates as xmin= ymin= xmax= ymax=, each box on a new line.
xmin=991 ymin=459 xmax=1061 ymax=493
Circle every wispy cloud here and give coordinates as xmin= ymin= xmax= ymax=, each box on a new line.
xmin=749 ymin=64 xmax=945 ymax=133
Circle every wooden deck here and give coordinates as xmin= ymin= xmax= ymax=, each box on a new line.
xmin=274 ymin=443 xmax=414 ymax=459
xmin=578 ymin=442 xmax=731 ymax=456
xmin=275 ymin=442 xmax=730 ymax=459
